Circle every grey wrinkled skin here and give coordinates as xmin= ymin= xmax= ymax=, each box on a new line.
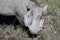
xmin=0 ymin=0 xmax=48 ymax=34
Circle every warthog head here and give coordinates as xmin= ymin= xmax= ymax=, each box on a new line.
xmin=24 ymin=5 xmax=48 ymax=35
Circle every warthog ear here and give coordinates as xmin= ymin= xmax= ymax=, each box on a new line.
xmin=24 ymin=10 xmax=33 ymax=26
xmin=42 ymin=5 xmax=48 ymax=12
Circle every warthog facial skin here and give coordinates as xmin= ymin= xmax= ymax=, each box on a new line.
xmin=0 ymin=0 xmax=48 ymax=35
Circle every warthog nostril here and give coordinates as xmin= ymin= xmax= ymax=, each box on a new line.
xmin=27 ymin=30 xmax=37 ymax=38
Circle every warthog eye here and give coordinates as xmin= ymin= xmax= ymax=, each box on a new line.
xmin=27 ymin=6 xmax=30 ymax=11
xmin=27 ymin=8 xmax=30 ymax=11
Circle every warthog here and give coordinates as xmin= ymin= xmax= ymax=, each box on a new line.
xmin=0 ymin=0 xmax=48 ymax=35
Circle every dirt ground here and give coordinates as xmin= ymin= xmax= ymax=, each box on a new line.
xmin=0 ymin=0 xmax=60 ymax=40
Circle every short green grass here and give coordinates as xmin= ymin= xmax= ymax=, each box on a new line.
xmin=37 ymin=0 xmax=60 ymax=25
